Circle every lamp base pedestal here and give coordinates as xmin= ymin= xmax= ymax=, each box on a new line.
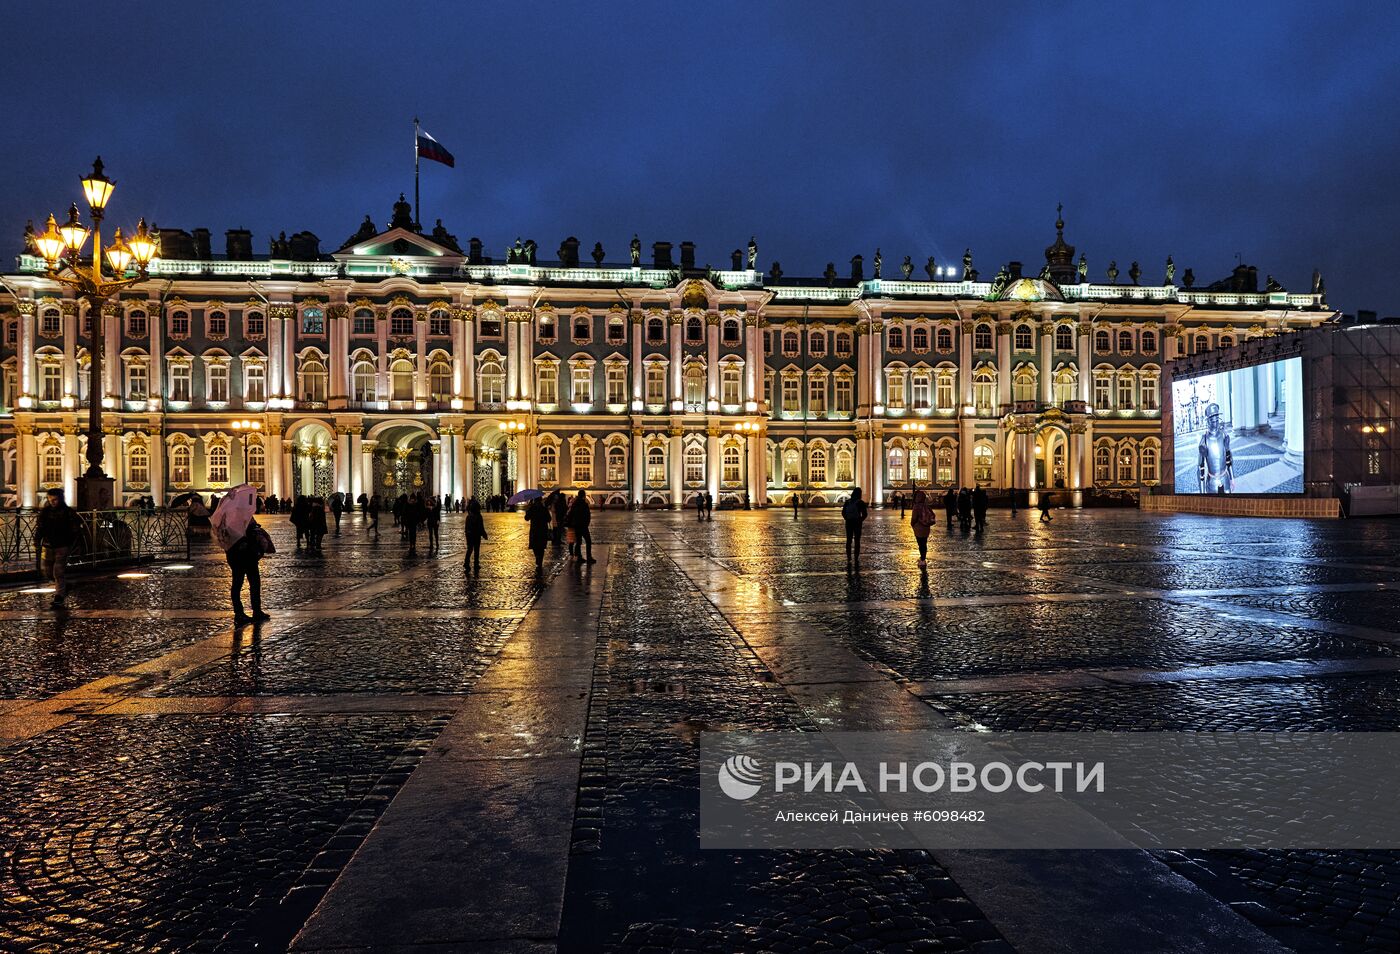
xmin=76 ymin=475 xmax=115 ymax=512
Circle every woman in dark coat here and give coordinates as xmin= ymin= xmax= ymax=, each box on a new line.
xmin=567 ymin=489 xmax=595 ymax=563
xmin=290 ymin=496 xmax=309 ymax=549
xmin=464 ymin=497 xmax=488 ymax=573
xmin=307 ymin=497 xmax=329 ymax=554
xmin=525 ymin=497 xmax=551 ymax=571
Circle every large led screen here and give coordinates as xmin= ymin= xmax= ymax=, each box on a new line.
xmin=1172 ymin=356 xmax=1304 ymax=493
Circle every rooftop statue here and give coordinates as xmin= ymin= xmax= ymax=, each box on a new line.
xmin=1165 ymin=255 xmax=1176 ymax=285
xmin=962 ymin=248 xmax=974 ymax=281
xmin=925 ymin=256 xmax=936 ymax=280
xmin=824 ymin=262 xmax=837 ymax=286
xmin=747 ymin=236 xmax=758 ymax=270
xmin=901 ymin=255 xmax=914 ymax=280
xmin=1183 ymin=268 xmax=1195 ymax=289
xmin=523 ymin=239 xmax=538 ymax=266
xmin=1312 ymin=268 xmax=1324 ymax=296
xmin=770 ymin=261 xmax=783 ymax=281
xmin=732 ymin=248 xmax=743 ymax=271
xmin=873 ymin=248 xmax=882 ymax=280
xmin=1038 ymin=263 xmax=1052 ymax=281
xmin=1077 ymin=253 xmax=1088 ymax=282
xmin=1128 ymin=261 xmax=1141 ymax=285
xmin=1107 ymin=261 xmax=1119 ymax=284
xmin=988 ymin=265 xmax=1009 ymax=299
xmin=1266 ymin=274 xmax=1285 ymax=293
xmin=592 ymin=242 xmax=606 ymax=266
xmin=630 ymin=234 xmax=641 ymax=266
xmin=431 ymin=219 xmax=460 ymax=252
xmin=23 ymin=219 xmax=35 ymax=254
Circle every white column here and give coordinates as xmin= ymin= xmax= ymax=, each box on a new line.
xmin=747 ymin=431 xmax=765 ymax=506
xmin=958 ymin=321 xmax=974 ymax=406
xmin=18 ymin=303 xmax=36 ymax=400
xmin=415 ymin=315 xmax=429 ymax=404
xmin=62 ymin=302 xmax=77 ymax=399
xmin=148 ymin=427 xmax=165 ymax=507
xmin=706 ymin=315 xmax=719 ymax=404
xmin=18 ymin=424 xmax=38 ymax=507
xmin=349 ymin=431 xmax=363 ymax=499
xmin=1077 ymin=322 xmax=1092 ymax=403
xmin=1080 ymin=420 xmax=1095 ymax=492
xmin=104 ymin=305 xmax=119 ymax=401
xmin=506 ymin=316 xmax=520 ymax=401
xmin=62 ymin=427 xmax=80 ymax=503
xmin=336 ymin=428 xmax=352 ymax=494
xmin=631 ymin=312 xmax=644 ymax=402
xmin=283 ymin=310 xmax=297 ymax=401
xmin=706 ymin=425 xmax=720 ymax=499
xmin=360 ymin=439 xmax=377 ymax=500
xmin=631 ymin=428 xmax=644 ymax=504
xmin=281 ymin=439 xmax=295 ymax=497
xmin=330 ymin=304 xmax=349 ymax=408
xmin=668 ymin=426 xmax=683 ymax=507
xmin=1070 ymin=426 xmax=1086 ymax=507
xmin=959 ymin=417 xmax=976 ymax=487
xmin=1038 ymin=324 xmax=1053 ymax=405
xmin=1283 ymin=358 xmax=1304 ymax=460
xmin=996 ymin=321 xmax=1012 ymax=409
xmin=669 ymin=314 xmax=682 ymax=407
xmin=454 ymin=433 xmax=471 ymax=500
xmin=870 ymin=428 xmax=884 ymax=504
xmin=857 ymin=325 xmax=872 ymax=414
xmin=148 ymin=299 xmax=164 ymax=404
xmin=376 ymin=312 xmax=389 ymax=404
xmin=745 ymin=316 xmax=759 ymax=404
xmin=105 ymin=430 xmax=122 ymax=500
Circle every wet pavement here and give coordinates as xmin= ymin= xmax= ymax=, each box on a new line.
xmin=2 ymin=507 xmax=1400 ymax=951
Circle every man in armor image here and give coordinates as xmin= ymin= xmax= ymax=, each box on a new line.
xmin=1197 ymin=402 xmax=1234 ymax=493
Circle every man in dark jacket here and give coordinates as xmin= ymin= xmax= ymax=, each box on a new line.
xmin=943 ymin=487 xmax=958 ymax=528
xmin=567 ymin=489 xmax=596 ymax=563
xmin=841 ymin=488 xmax=869 ymax=566
xmin=525 ymin=497 xmax=551 ymax=571
xmin=34 ymin=488 xmax=82 ymax=607
xmin=330 ymin=492 xmax=344 ymax=535
xmin=551 ymin=490 xmax=568 ymax=545
xmin=972 ymin=485 xmax=989 ymax=531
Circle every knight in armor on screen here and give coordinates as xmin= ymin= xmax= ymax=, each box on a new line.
xmin=1197 ymin=402 xmax=1234 ymax=493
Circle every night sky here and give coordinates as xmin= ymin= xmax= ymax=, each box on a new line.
xmin=8 ymin=0 xmax=1400 ymax=314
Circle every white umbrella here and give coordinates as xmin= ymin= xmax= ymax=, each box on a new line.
xmin=209 ymin=483 xmax=258 ymax=552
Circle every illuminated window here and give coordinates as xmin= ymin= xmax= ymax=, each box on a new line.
xmin=910 ymin=445 xmax=929 ymax=483
xmin=782 ymin=375 xmax=800 ymax=413
xmin=537 ymin=364 xmax=558 ymax=405
xmin=1014 ymin=325 xmax=1034 ymax=351
xmin=572 ymin=445 xmax=592 ymax=485
xmin=207 ymin=363 xmax=229 ymax=403
xmin=645 ymin=365 xmax=666 ymax=404
xmin=572 ymin=366 xmax=592 ymax=404
xmin=429 ymin=361 xmax=452 ymax=401
xmin=389 ymin=309 xmax=413 ymax=337
xmin=835 ymin=447 xmax=853 ymax=482
xmin=886 ymin=371 xmax=906 ymax=410
xmin=126 ymin=363 xmax=148 ymax=400
xmin=1013 ymin=370 xmax=1036 ymax=403
xmin=299 ymin=358 xmax=327 ymax=403
xmin=244 ymin=363 xmax=266 ymax=404
xmin=353 ymin=361 xmax=377 ymax=403
xmin=479 ymin=359 xmax=505 ymax=404
xmin=684 ymin=365 xmax=705 ymax=407
xmin=809 ymin=375 xmax=827 ymax=414
xmin=539 ymin=445 xmax=558 ymax=485
xmin=721 ymin=365 xmax=741 ymax=405
xmin=1117 ymin=445 xmax=1136 ymax=483
xmin=1055 ymin=325 xmax=1074 ymax=351
xmin=127 ymin=444 xmax=150 ymax=485
xmin=208 ymin=445 xmax=229 ymax=484
xmin=1117 ymin=375 xmax=1135 ymax=409
xmin=722 ymin=445 xmax=742 ymax=484
xmin=388 ymin=359 xmax=412 ymax=402
xmin=911 ymin=372 xmax=930 ymax=409
xmin=169 ymin=362 xmax=191 ymax=403
xmin=809 ymin=446 xmax=828 ymax=483
xmin=685 ymin=444 xmax=704 ymax=483
xmin=247 ymin=443 xmax=266 ymax=486
xmin=606 ymin=365 xmax=627 ymax=405
xmin=646 ymin=446 xmax=665 ymax=486
xmin=973 ymin=372 xmax=996 ymax=414
xmin=1094 ymin=446 xmax=1112 ymax=483
xmin=887 ymin=446 xmax=905 ymax=483
xmin=171 ymin=444 xmax=192 ymax=484
xmin=782 ymin=447 xmax=801 ymax=483
xmin=607 ymin=445 xmax=626 ymax=485
xmin=936 ymin=374 xmax=955 ymax=410
xmin=39 ymin=361 xmax=62 ymax=402
xmin=835 ymin=377 xmax=853 ymax=414
xmin=936 ymin=445 xmax=954 ymax=485
xmin=1141 ymin=444 xmax=1159 ymax=483
xmin=41 ymin=445 xmax=63 ymax=486
xmin=974 ymin=324 xmax=993 ymax=350
xmin=974 ymin=443 xmax=994 ymax=483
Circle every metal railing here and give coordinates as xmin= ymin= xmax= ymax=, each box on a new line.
xmin=0 ymin=508 xmax=190 ymax=575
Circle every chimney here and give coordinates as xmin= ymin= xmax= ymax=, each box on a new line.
xmin=652 ymin=241 xmax=673 ymax=269
xmin=1008 ymin=261 xmax=1023 ymax=280
xmin=192 ymin=228 xmax=211 ymax=260
xmin=679 ymin=241 xmax=696 ymax=270
xmin=560 ymin=236 xmax=580 ymax=268
xmin=468 ymin=237 xmax=483 ymax=264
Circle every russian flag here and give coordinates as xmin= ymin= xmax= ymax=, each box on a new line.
xmin=416 ymin=129 xmax=455 ymax=168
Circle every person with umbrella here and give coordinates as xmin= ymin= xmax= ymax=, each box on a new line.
xmin=210 ymin=484 xmax=272 ymax=625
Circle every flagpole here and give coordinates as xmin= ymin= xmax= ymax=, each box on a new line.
xmin=413 ymin=116 xmax=421 ymax=229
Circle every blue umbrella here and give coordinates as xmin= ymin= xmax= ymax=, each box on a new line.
xmin=507 ymin=488 xmax=545 ymax=506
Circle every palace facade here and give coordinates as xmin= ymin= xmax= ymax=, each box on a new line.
xmin=0 ymin=198 xmax=1333 ymax=508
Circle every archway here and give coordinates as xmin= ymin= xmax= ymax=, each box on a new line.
xmin=466 ymin=419 xmax=514 ymax=502
xmin=366 ymin=420 xmax=437 ymax=499
xmin=286 ymin=420 xmax=335 ymax=498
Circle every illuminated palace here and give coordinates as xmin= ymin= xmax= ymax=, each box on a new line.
xmin=0 ymin=198 xmax=1333 ymax=508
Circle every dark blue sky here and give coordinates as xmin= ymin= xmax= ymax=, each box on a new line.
xmin=9 ymin=0 xmax=1400 ymax=313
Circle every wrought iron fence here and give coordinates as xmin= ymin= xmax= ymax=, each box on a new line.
xmin=0 ymin=509 xmax=190 ymax=575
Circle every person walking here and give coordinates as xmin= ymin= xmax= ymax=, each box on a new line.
xmin=34 ymin=487 xmax=82 ymax=608
xmin=704 ymin=491 xmax=714 ymax=521
xmin=568 ymin=489 xmax=595 ymax=563
xmin=330 ymin=492 xmax=344 ymax=535
xmin=367 ymin=493 xmax=381 ymax=535
xmin=957 ymin=487 xmax=973 ymax=531
xmin=896 ymin=491 xmax=905 ymax=517
xmin=910 ymin=489 xmax=935 ymax=567
xmin=392 ymin=493 xmax=407 ymax=532
xmin=426 ymin=495 xmax=442 ymax=552
xmin=551 ymin=490 xmax=568 ymax=546
xmin=227 ymin=517 xmax=272 ymax=625
xmin=525 ymin=495 xmax=551 ymax=571
xmin=290 ymin=495 xmax=309 ymax=549
xmin=464 ymin=497 xmax=488 ymax=573
xmin=972 ymin=484 xmax=989 ymax=531
xmin=791 ymin=493 xmax=800 ymax=519
xmin=403 ymin=492 xmax=425 ymax=555
xmin=943 ymin=486 xmax=957 ymax=529
xmin=307 ymin=497 xmax=329 ymax=554
xmin=842 ymin=488 xmax=869 ymax=566
xmin=695 ymin=491 xmax=706 ymax=522
xmin=1039 ymin=492 xmax=1054 ymax=523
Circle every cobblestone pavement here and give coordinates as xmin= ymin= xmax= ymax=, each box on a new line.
xmin=2 ymin=507 xmax=1400 ymax=952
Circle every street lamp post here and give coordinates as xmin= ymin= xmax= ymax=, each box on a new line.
xmin=732 ymin=420 xmax=760 ymax=508
xmin=229 ymin=419 xmax=262 ymax=480
xmin=32 ymin=158 xmax=157 ymax=510
xmin=500 ymin=419 xmax=526 ymax=498
xmin=901 ymin=421 xmax=928 ymax=493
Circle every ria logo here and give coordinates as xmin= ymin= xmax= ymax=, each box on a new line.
xmin=718 ymin=754 xmax=764 ymax=800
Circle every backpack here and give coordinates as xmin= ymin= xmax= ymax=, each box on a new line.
xmin=842 ymin=498 xmax=864 ymax=522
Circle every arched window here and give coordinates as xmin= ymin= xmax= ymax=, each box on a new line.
xmin=537 ymin=314 xmax=556 ymax=343
xmin=1140 ymin=330 xmax=1157 ymax=353
xmin=352 ymin=361 xmax=377 ymax=403
xmin=1117 ymin=330 xmax=1133 ymax=353
xmin=389 ymin=308 xmax=413 ymax=337
xmin=608 ymin=315 xmax=626 ymax=343
xmin=353 ymin=308 xmax=375 ymax=335
xmin=973 ymin=443 xmax=994 ymax=483
xmin=722 ymin=318 xmax=741 ymax=345
xmin=208 ymin=445 xmax=230 ymax=485
xmin=1094 ymin=445 xmax=1112 ymax=483
xmin=936 ymin=444 xmax=955 ymax=485
xmin=1054 ymin=369 xmax=1077 ymax=406
xmin=207 ymin=311 xmax=228 ymax=339
xmin=1219 ymin=334 xmax=1234 ymax=349
xmin=835 ymin=446 xmax=854 ymax=482
xmin=1194 ymin=334 xmax=1210 ymax=354
xmin=429 ymin=360 xmax=452 ymax=401
xmin=247 ymin=443 xmax=266 ymax=486
xmin=572 ymin=444 xmax=592 ymax=485
xmin=1013 ymin=369 xmax=1036 ymax=403
xmin=390 ymin=359 xmax=414 ymax=401
xmin=684 ymin=444 xmax=705 ymax=483
xmin=974 ymin=323 xmax=993 ymax=350
xmin=912 ymin=327 xmax=929 ymax=352
xmin=41 ymin=445 xmax=63 ymax=486
xmin=1141 ymin=443 xmax=1159 ymax=483
xmin=1095 ymin=330 xmax=1112 ymax=353
xmin=1014 ymin=325 xmax=1034 ymax=351
xmin=1055 ymin=325 xmax=1074 ymax=351
xmin=606 ymin=445 xmax=627 ymax=485
xmin=573 ymin=314 xmax=591 ymax=342
xmin=809 ymin=446 xmax=828 ymax=483
xmin=127 ymin=444 xmax=150 ymax=485
xmin=835 ymin=332 xmax=853 ymax=355
xmin=722 ymin=444 xmax=742 ymax=484
xmin=539 ymin=445 xmax=558 ymax=485
xmin=1117 ymin=444 xmax=1136 ymax=483
xmin=887 ymin=446 xmax=905 ymax=483
xmin=686 ymin=316 xmax=704 ymax=343
xmin=171 ymin=444 xmax=192 ymax=484
xmin=782 ymin=331 xmax=799 ymax=355
xmin=684 ymin=364 xmax=705 ymax=407
xmin=887 ymin=326 xmax=905 ymax=351
xmin=973 ymin=370 xmax=996 ymax=414
xmin=936 ymin=327 xmax=953 ymax=351
xmin=127 ymin=310 xmax=148 ymax=337
xmin=809 ymin=331 xmax=826 ymax=356
xmin=781 ymin=446 xmax=801 ymax=483
xmin=721 ymin=365 xmax=742 ymax=406
xmin=245 ymin=311 xmax=265 ymax=338
xmin=647 ymin=318 xmax=665 ymax=343
xmin=299 ymin=356 xmax=327 ymax=403
xmin=910 ymin=445 xmax=929 ymax=483
xmin=537 ymin=363 xmax=559 ymax=405
xmin=479 ymin=359 xmax=505 ymax=404
xmin=646 ymin=446 xmax=666 ymax=486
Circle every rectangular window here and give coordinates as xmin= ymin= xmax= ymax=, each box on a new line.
xmin=1117 ymin=376 xmax=1135 ymax=409
xmin=607 ymin=319 xmax=626 ymax=343
xmin=245 ymin=364 xmax=266 ymax=404
xmin=606 ymin=366 xmax=627 ymax=405
xmin=809 ymin=376 xmax=826 ymax=414
xmin=912 ymin=375 xmax=930 ymax=409
xmin=41 ymin=364 xmax=62 ymax=402
xmin=645 ymin=366 xmax=665 ymax=404
xmin=1141 ymin=379 xmax=1158 ymax=410
xmin=886 ymin=373 xmax=905 ymax=409
xmin=245 ymin=312 xmax=265 ymax=338
xmin=480 ymin=318 xmax=502 ymax=339
xmin=429 ymin=314 xmax=451 ymax=336
xmin=835 ymin=377 xmax=853 ymax=414
xmin=208 ymin=364 xmax=229 ymax=403
xmin=127 ymin=312 xmax=148 ymax=337
xmin=389 ymin=314 xmax=413 ymax=336
xmin=301 ymin=309 xmax=323 ymax=335
xmin=936 ymin=376 xmax=954 ymax=410
xmin=127 ymin=364 xmax=148 ymax=400
xmin=170 ymin=363 xmax=191 ymax=402
xmin=208 ymin=311 xmax=228 ymax=338
xmin=537 ymin=366 xmax=558 ymax=405
xmin=782 ymin=376 xmax=800 ymax=413
xmin=572 ymin=367 xmax=592 ymax=404
xmin=170 ymin=312 xmax=190 ymax=338
xmin=1094 ymin=376 xmax=1112 ymax=409
xmin=721 ymin=369 xmax=741 ymax=406
xmin=353 ymin=312 xmax=376 ymax=335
